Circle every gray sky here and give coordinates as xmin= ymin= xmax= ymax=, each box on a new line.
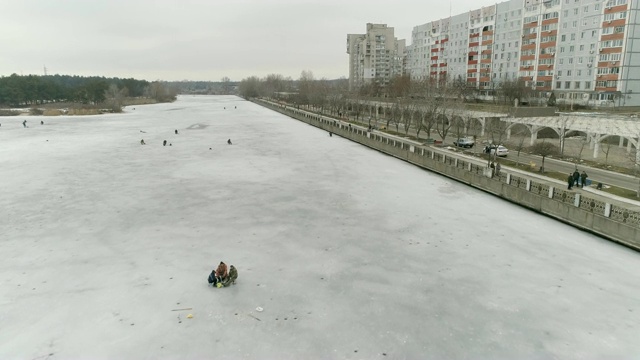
xmin=0 ymin=0 xmax=481 ymax=82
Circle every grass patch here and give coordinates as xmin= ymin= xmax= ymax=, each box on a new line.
xmin=43 ymin=109 xmax=63 ymax=116
xmin=67 ymin=108 xmax=101 ymax=116
xmin=600 ymin=186 xmax=639 ymax=199
xmin=0 ymin=109 xmax=22 ymax=116
xmin=123 ymin=98 xmax=158 ymax=106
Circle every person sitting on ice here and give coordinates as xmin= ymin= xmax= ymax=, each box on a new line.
xmin=208 ymin=261 xmax=228 ymax=288
xmin=140 ymin=139 xmax=146 ymax=145
xmin=227 ymin=139 xmax=232 ymax=145
xmin=221 ymin=265 xmax=238 ymax=287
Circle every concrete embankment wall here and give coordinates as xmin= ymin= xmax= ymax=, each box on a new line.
xmin=255 ymin=99 xmax=640 ymax=251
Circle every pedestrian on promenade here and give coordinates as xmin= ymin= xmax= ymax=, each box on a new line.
xmin=490 ymin=162 xmax=495 ymax=177
xmin=567 ymin=173 xmax=573 ymax=190
xmin=495 ymin=162 xmax=501 ymax=176
xmin=573 ymin=169 xmax=580 ymax=187
xmin=581 ymin=171 xmax=588 ymax=188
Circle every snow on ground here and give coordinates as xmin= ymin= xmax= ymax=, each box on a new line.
xmin=1 ymin=95 xmax=639 ymax=359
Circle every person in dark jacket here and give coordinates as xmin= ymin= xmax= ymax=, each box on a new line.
xmin=221 ymin=265 xmax=238 ymax=287
xmin=567 ymin=173 xmax=574 ymax=190
xmin=573 ymin=169 xmax=580 ymax=186
xmin=580 ymin=171 xmax=588 ymax=188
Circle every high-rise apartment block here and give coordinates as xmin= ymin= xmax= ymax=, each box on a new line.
xmin=347 ymin=23 xmax=406 ymax=91
xmin=353 ymin=0 xmax=637 ymax=107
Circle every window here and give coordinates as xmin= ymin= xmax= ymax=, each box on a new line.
xmin=575 ymin=81 xmax=581 ymax=89
xmin=565 ymin=81 xmax=571 ymax=89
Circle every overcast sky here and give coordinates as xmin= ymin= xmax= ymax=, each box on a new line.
xmin=0 ymin=0 xmax=483 ymax=82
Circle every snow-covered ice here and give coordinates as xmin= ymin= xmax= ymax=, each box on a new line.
xmin=1 ymin=95 xmax=639 ymax=359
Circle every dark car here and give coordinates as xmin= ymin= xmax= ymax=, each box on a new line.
xmin=453 ymin=138 xmax=475 ymax=148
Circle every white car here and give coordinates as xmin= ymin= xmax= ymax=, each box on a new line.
xmin=489 ymin=145 xmax=509 ymax=157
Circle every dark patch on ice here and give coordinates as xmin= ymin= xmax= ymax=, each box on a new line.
xmin=186 ymin=124 xmax=209 ymax=130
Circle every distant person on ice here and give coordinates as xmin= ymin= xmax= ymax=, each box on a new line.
xmin=40 ymin=120 xmax=44 ymax=125
xmin=175 ymin=129 xmax=178 ymax=135
xmin=163 ymin=140 xmax=167 ymax=146
xmin=227 ymin=139 xmax=232 ymax=145
xmin=22 ymin=120 xmax=27 ymax=128
xmin=140 ymin=139 xmax=146 ymax=145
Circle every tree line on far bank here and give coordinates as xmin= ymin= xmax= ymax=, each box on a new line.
xmin=0 ymin=73 xmax=177 ymax=110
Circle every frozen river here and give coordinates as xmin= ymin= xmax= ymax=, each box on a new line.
xmin=1 ymin=95 xmax=639 ymax=359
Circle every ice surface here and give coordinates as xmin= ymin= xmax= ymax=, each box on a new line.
xmin=1 ymin=95 xmax=639 ymax=359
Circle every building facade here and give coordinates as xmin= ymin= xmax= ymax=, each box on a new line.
xmin=403 ymin=0 xmax=639 ymax=107
xmin=346 ymin=23 xmax=406 ymax=91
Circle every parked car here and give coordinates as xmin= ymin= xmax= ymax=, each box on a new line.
xmin=453 ymin=137 xmax=475 ymax=148
xmin=488 ymin=144 xmax=509 ymax=157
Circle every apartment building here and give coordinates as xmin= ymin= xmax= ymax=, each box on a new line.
xmin=404 ymin=0 xmax=639 ymax=107
xmin=346 ymin=23 xmax=406 ymax=91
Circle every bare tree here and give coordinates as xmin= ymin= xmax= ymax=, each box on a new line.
xmin=601 ymin=136 xmax=614 ymax=166
xmin=625 ymin=134 xmax=640 ymax=197
xmin=529 ymin=141 xmax=559 ymax=173
xmin=508 ymin=124 xmax=529 ymax=167
xmin=484 ymin=117 xmax=511 ymax=166
xmin=400 ymin=102 xmax=414 ymax=135
xmin=388 ymin=75 xmax=412 ymax=99
xmin=498 ymin=78 xmax=531 ymax=106
xmin=297 ymin=70 xmax=315 ymax=108
xmin=575 ymin=132 xmax=590 ymax=166
xmin=413 ymin=108 xmax=426 ymax=140
xmin=263 ymin=74 xmax=289 ymax=98
xmin=238 ymin=76 xmax=261 ymax=98
xmin=388 ymin=102 xmax=401 ymax=132
xmin=558 ymin=116 xmax=575 ymax=157
xmin=221 ymin=76 xmax=232 ymax=95
xmin=104 ymin=84 xmax=127 ymax=112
